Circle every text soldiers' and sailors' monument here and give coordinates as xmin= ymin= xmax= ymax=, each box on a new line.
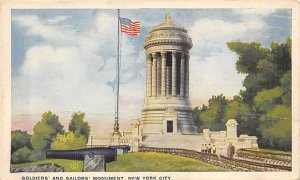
xmin=142 ymin=14 xmax=198 ymax=135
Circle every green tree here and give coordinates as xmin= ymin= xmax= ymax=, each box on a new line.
xmin=259 ymin=105 xmax=291 ymax=151
xmin=227 ymin=39 xmax=291 ymax=106
xmin=227 ymin=41 xmax=269 ymax=74
xmin=224 ymin=97 xmax=257 ymax=136
xmin=29 ymin=111 xmax=63 ymax=161
xmin=11 ymin=130 xmax=31 ymax=154
xmin=254 ymin=87 xmax=283 ymax=113
xmin=11 ymin=146 xmax=32 ymax=164
xmin=271 ymin=38 xmax=291 ymax=75
xmin=195 ymin=94 xmax=228 ymax=132
xmin=199 ymin=103 xmax=221 ymax=131
xmin=227 ymin=38 xmax=291 ymax=151
xmin=68 ymin=112 xmax=90 ymax=142
xmin=280 ymin=71 xmax=291 ymax=106
xmin=51 ymin=132 xmax=86 ymax=150
xmin=192 ymin=107 xmax=201 ymax=132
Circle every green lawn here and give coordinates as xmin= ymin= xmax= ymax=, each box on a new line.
xmin=246 ymin=148 xmax=291 ymax=155
xmin=106 ymin=152 xmax=229 ymax=172
xmin=11 ymin=159 xmax=83 ymax=172
xmin=12 ymin=152 xmax=228 ymax=172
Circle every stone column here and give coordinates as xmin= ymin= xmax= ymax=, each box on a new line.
xmin=151 ymin=52 xmax=157 ymax=97
xmin=171 ymin=51 xmax=177 ymax=96
xmin=146 ymin=53 xmax=152 ymax=97
xmin=157 ymin=56 xmax=161 ymax=96
xmin=161 ymin=52 xmax=167 ymax=96
xmin=185 ymin=53 xmax=190 ymax=97
xmin=166 ymin=67 xmax=171 ymax=95
xmin=180 ymin=52 xmax=185 ymax=97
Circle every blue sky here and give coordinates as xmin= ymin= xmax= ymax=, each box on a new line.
xmin=11 ymin=8 xmax=291 ymax=125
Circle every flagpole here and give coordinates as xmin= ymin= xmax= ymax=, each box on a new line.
xmin=113 ymin=9 xmax=121 ymax=136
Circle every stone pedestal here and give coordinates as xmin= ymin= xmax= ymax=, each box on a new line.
xmin=84 ymin=154 xmax=106 ymax=172
xmin=226 ymin=119 xmax=238 ymax=139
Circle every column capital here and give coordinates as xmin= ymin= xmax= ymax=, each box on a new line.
xmin=161 ymin=51 xmax=167 ymax=58
xmin=146 ymin=53 xmax=152 ymax=59
xmin=171 ymin=51 xmax=177 ymax=57
xmin=151 ymin=52 xmax=157 ymax=59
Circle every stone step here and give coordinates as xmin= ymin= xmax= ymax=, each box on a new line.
xmin=141 ymin=134 xmax=206 ymax=151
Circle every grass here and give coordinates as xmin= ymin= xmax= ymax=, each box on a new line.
xmin=11 ymin=152 xmax=228 ymax=172
xmin=11 ymin=159 xmax=83 ymax=172
xmin=106 ymin=152 xmax=229 ymax=172
xmin=246 ymin=148 xmax=291 ymax=155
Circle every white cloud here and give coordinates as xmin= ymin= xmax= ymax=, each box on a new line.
xmin=12 ymin=12 xmax=145 ymax=122
xmin=12 ymin=15 xmax=73 ymax=42
xmin=189 ymin=17 xmax=266 ymax=55
xmin=190 ymin=50 xmax=246 ymax=106
xmin=12 ymin=10 xmax=272 ymax=124
xmin=188 ymin=15 xmax=266 ymax=106
xmin=47 ymin=16 xmax=71 ymax=24
xmin=231 ymin=9 xmax=275 ymax=17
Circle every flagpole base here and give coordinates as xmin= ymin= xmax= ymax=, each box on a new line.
xmin=112 ymin=121 xmax=122 ymax=137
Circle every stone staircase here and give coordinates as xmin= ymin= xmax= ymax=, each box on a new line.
xmin=141 ymin=133 xmax=205 ymax=151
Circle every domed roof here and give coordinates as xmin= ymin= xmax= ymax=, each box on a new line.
xmin=150 ymin=13 xmax=187 ymax=33
xmin=144 ymin=13 xmax=192 ymax=50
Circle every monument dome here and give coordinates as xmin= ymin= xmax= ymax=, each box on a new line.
xmin=144 ymin=13 xmax=192 ymax=51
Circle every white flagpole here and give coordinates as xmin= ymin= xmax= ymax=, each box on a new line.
xmin=113 ymin=9 xmax=121 ymax=136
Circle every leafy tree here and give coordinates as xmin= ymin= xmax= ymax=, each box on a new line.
xmin=29 ymin=111 xmax=63 ymax=161
xmin=224 ymin=97 xmax=255 ymax=136
xmin=259 ymin=105 xmax=291 ymax=151
xmin=199 ymin=104 xmax=221 ymax=131
xmin=224 ymin=96 xmax=249 ymax=120
xmin=68 ymin=112 xmax=90 ymax=142
xmin=192 ymin=38 xmax=291 ymax=151
xmin=280 ymin=71 xmax=291 ymax=106
xmin=194 ymin=94 xmax=228 ymax=132
xmin=11 ymin=130 xmax=31 ymax=154
xmin=227 ymin=39 xmax=291 ymax=106
xmin=226 ymin=38 xmax=291 ymax=151
xmin=192 ymin=107 xmax=201 ymax=132
xmin=254 ymin=87 xmax=283 ymax=113
xmin=271 ymin=38 xmax=291 ymax=75
xmin=11 ymin=146 xmax=32 ymax=164
xmin=51 ymin=132 xmax=86 ymax=150
xmin=256 ymin=59 xmax=281 ymax=89
xmin=227 ymin=41 xmax=269 ymax=74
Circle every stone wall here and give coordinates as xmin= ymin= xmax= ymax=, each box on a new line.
xmin=11 ymin=163 xmax=64 ymax=172
xmin=87 ymin=119 xmax=258 ymax=153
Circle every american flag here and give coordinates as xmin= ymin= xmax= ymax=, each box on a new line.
xmin=119 ymin=17 xmax=140 ymax=36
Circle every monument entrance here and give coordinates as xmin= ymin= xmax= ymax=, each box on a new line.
xmin=167 ymin=121 xmax=173 ymax=133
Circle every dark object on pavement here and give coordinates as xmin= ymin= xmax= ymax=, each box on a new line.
xmin=46 ymin=147 xmax=117 ymax=163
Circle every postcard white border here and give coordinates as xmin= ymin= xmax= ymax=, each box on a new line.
xmin=1 ymin=0 xmax=299 ymax=180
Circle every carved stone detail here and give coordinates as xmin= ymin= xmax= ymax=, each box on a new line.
xmin=165 ymin=107 xmax=177 ymax=115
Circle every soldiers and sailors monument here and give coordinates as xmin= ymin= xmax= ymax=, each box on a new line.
xmin=142 ymin=13 xmax=198 ymax=135
xmin=88 ymin=13 xmax=258 ymax=152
